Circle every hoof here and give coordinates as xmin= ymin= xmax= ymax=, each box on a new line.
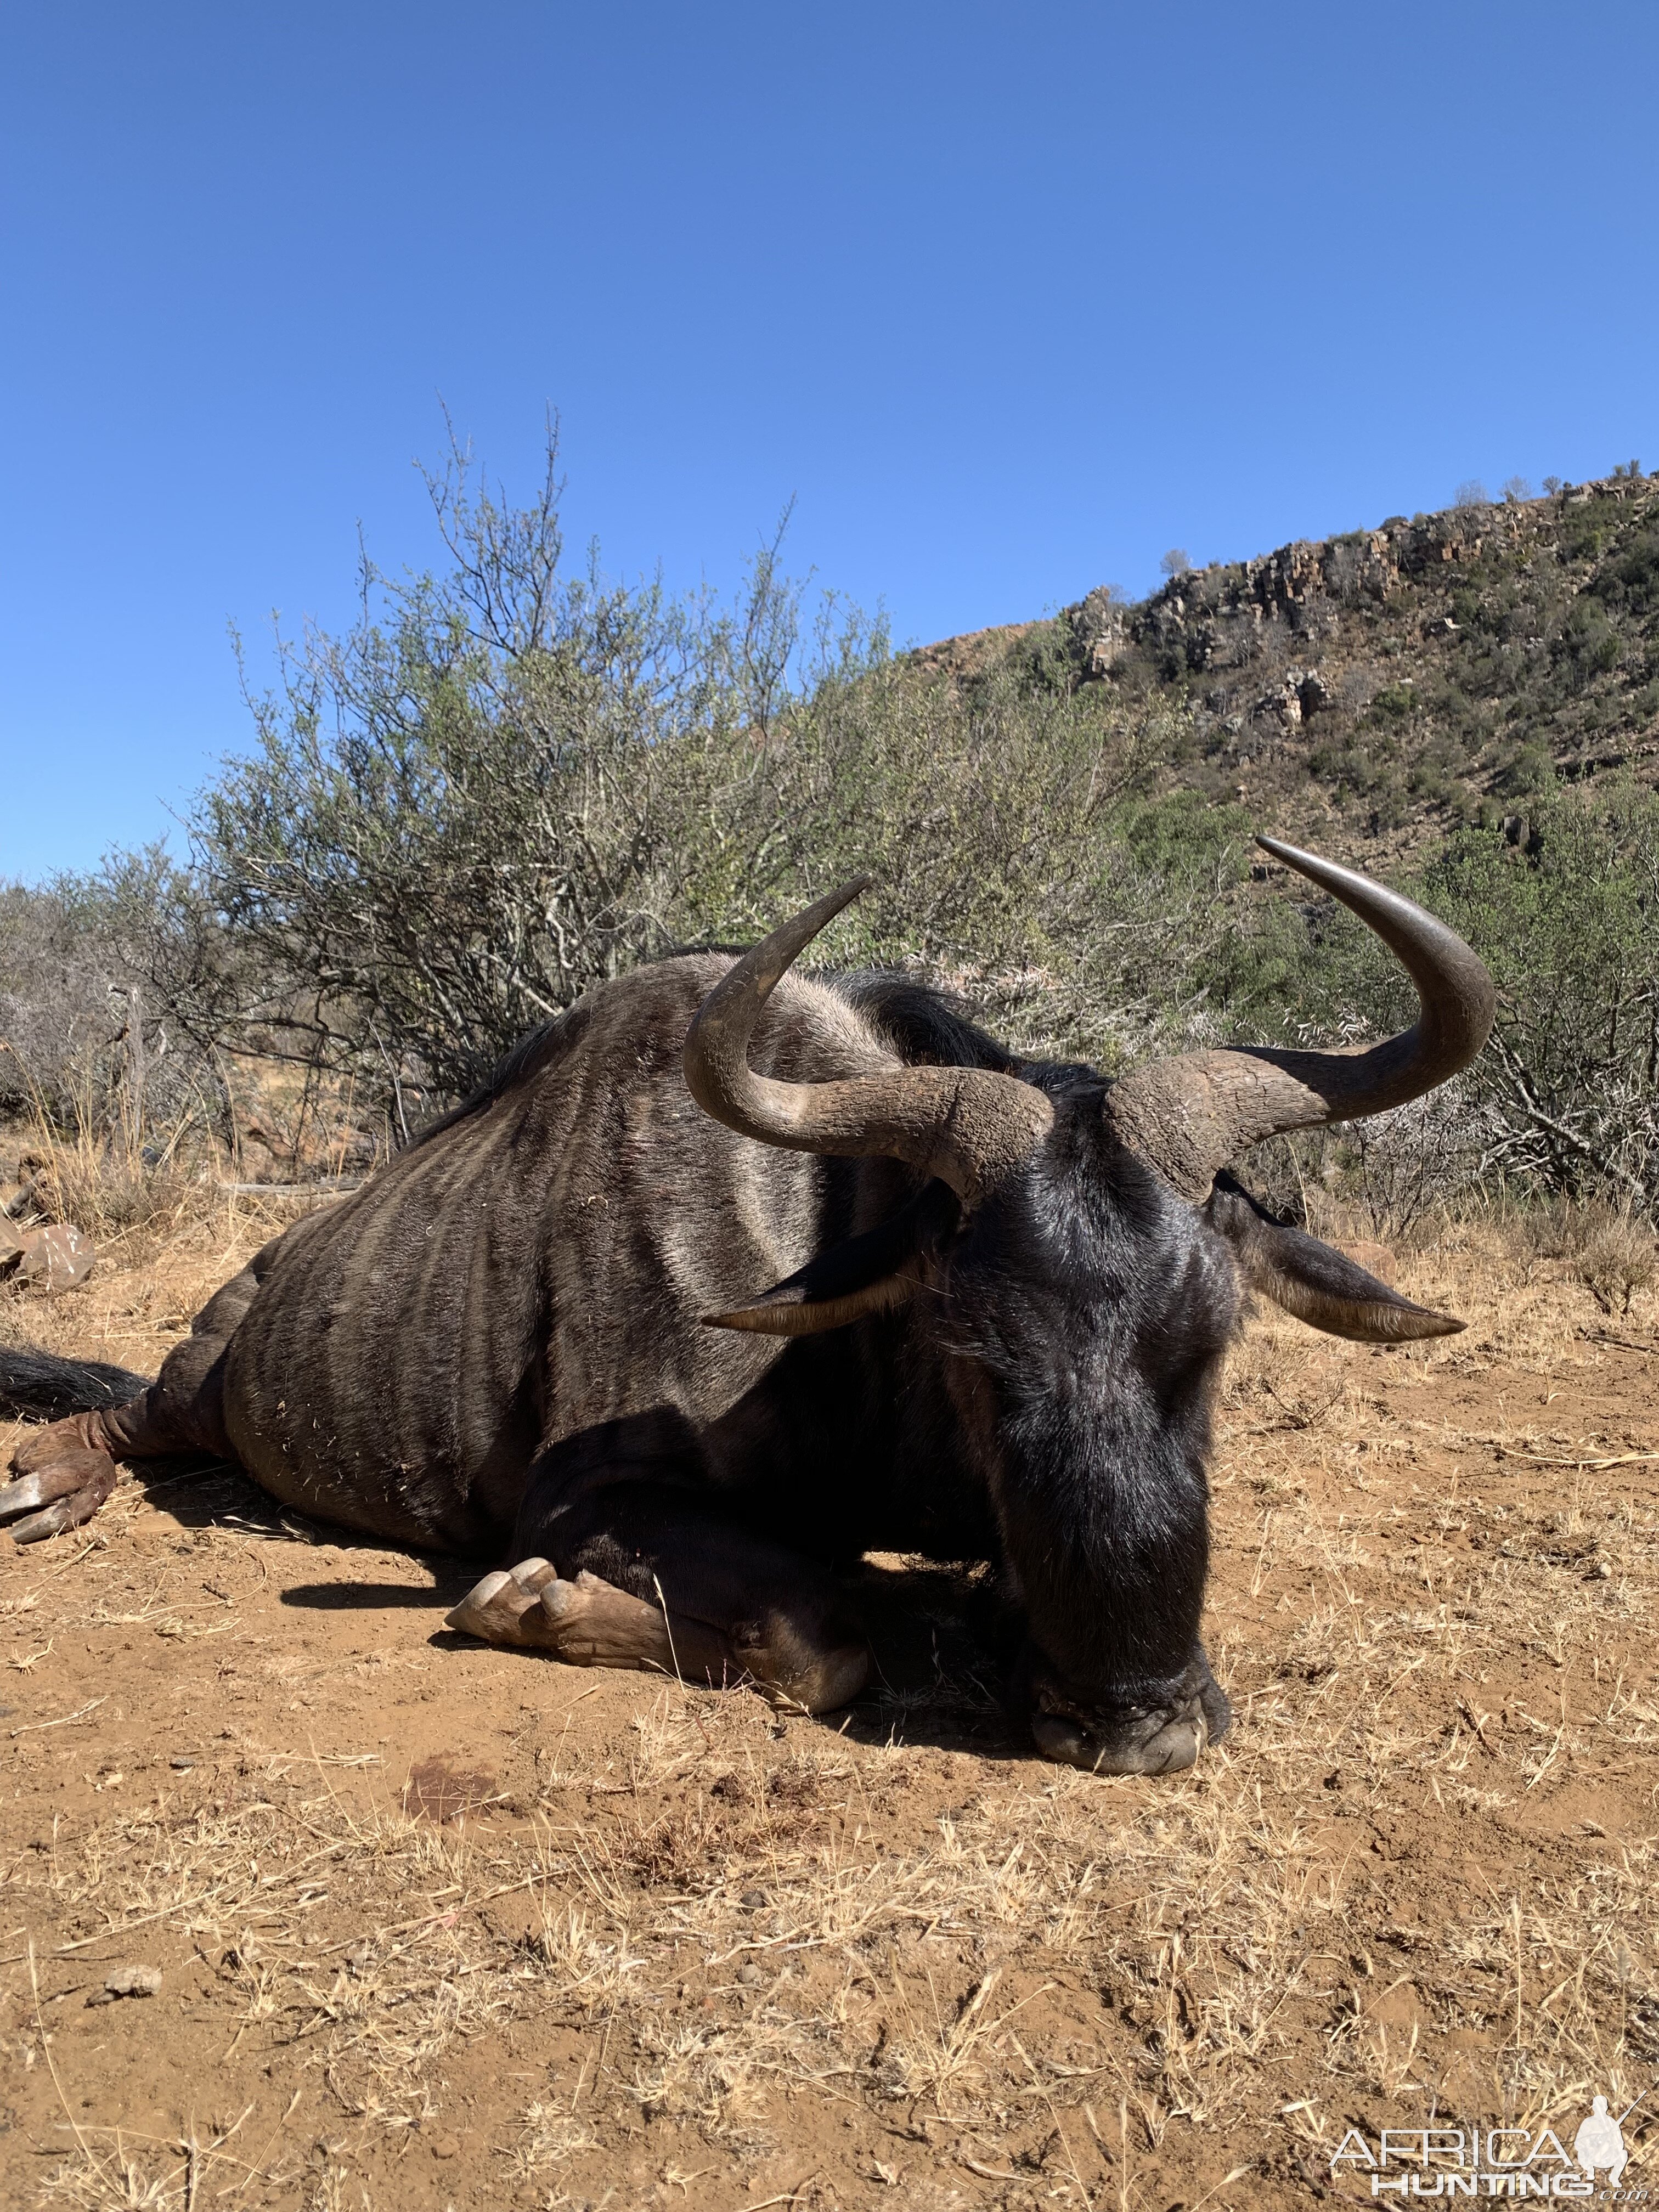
xmin=444 ymin=1558 xmax=561 ymax=1645
xmin=447 ymin=1565 xmax=872 ymax=1708
xmin=1 ymin=1449 xmax=117 ymax=1545
xmin=535 ymin=1570 xmax=672 ymax=1667
xmin=0 ymin=1464 xmax=88 ymax=1519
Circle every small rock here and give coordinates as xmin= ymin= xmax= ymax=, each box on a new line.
xmin=90 ymin=1965 xmax=162 ymax=2004
xmin=169 ymin=1757 xmax=195 ymax=1771
xmin=428 ymin=2134 xmax=460 ymax=2160
xmin=7 ymin=1223 xmax=95 ymax=1293
xmin=736 ymin=1962 xmax=764 ymax=1987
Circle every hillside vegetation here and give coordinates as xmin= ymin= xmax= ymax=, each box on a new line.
xmin=2 ymin=452 xmax=1657 ymax=1225
xmin=918 ymin=467 xmax=1659 ymax=865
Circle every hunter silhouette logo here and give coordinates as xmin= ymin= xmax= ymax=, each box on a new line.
xmin=1329 ymin=2091 xmax=1646 ymax=2195
xmin=1573 ymin=2097 xmax=1628 ymax=2188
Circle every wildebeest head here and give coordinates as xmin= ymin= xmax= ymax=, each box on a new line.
xmin=683 ymin=839 xmax=1495 ymax=1773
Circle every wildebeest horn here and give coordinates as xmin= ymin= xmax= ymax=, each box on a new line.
xmin=1103 ymin=836 xmax=1497 ymax=1201
xmin=684 ymin=879 xmax=1054 ymax=1205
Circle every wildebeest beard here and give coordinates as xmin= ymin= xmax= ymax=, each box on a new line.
xmin=0 ymin=839 xmax=1494 ymax=1777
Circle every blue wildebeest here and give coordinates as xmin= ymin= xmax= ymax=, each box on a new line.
xmin=0 ymin=839 xmax=1492 ymax=1773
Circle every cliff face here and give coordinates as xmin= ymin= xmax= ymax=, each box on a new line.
xmin=917 ymin=473 xmax=1659 ymax=864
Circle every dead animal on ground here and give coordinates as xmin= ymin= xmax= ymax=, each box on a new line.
xmin=0 ymin=838 xmax=1493 ymax=1775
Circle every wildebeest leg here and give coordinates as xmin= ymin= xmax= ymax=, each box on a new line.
xmin=1 ymin=1266 xmax=255 ymax=1544
xmin=447 ymin=1479 xmax=871 ymax=1715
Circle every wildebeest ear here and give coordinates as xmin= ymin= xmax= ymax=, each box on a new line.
xmin=1206 ymin=1181 xmax=1464 ymax=1344
xmin=705 ymin=1182 xmax=958 ymax=1338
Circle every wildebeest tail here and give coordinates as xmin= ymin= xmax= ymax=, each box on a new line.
xmin=0 ymin=1342 xmax=153 ymax=1421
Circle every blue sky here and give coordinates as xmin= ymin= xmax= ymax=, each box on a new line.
xmin=3 ymin=2 xmax=1656 ymax=881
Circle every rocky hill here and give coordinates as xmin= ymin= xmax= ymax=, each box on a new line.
xmin=910 ymin=470 xmax=1659 ymax=866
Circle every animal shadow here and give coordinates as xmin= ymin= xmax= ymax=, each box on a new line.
xmin=125 ymin=1457 xmax=1019 ymax=1755
xmin=130 ymin=1455 xmax=465 ymax=1589
xmin=833 ymin=1555 xmax=1020 ymax=1760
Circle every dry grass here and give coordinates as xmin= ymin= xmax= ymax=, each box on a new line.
xmin=1576 ymin=1217 xmax=1659 ymax=1317
xmin=3 ymin=1180 xmax=1659 ymax=2209
xmin=2 ymin=1066 xmax=378 ymax=1278
xmin=1513 ymin=1194 xmax=1659 ymax=1318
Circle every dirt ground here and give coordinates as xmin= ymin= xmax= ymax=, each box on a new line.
xmin=3 ymin=1195 xmax=1658 ymax=2211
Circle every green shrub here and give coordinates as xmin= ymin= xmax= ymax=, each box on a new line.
xmin=1419 ymin=786 xmax=1659 ymax=1210
xmin=9 ymin=441 xmax=1657 ymax=1224
xmin=1369 ymin=684 xmax=1416 ymax=720
xmin=1557 ymin=599 xmax=1621 ymax=682
xmin=1592 ymin=525 xmax=1659 ymax=614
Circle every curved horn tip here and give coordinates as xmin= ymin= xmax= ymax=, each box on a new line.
xmin=1255 ymin=833 xmax=1331 ymax=877
xmin=730 ymin=877 xmax=876 ymax=966
xmin=1251 ymin=836 xmax=1443 ymax=926
xmin=814 ymin=874 xmax=874 ymax=919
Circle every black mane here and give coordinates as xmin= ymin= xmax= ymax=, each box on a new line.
xmin=408 ymin=961 xmax=1020 ymax=1158
xmin=832 ymin=970 xmax=1019 ymax=1074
